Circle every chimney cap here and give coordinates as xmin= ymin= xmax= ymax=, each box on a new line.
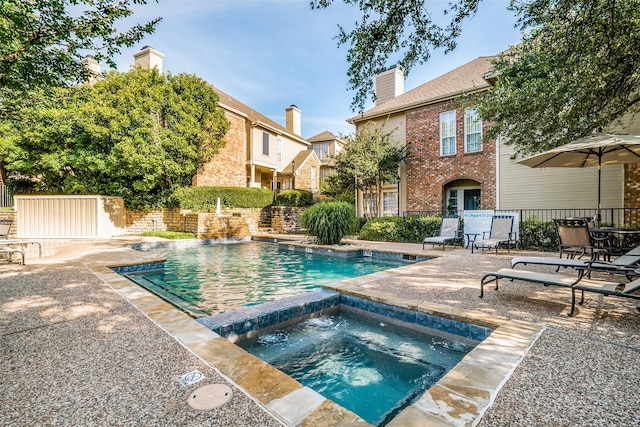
xmin=376 ymin=64 xmax=403 ymax=74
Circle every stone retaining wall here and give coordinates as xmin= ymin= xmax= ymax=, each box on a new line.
xmin=270 ymin=206 xmax=305 ymax=233
xmin=2 ymin=206 xmax=304 ymax=239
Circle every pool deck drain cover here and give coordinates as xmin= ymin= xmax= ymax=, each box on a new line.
xmin=178 ymin=370 xmax=206 ymax=387
xmin=188 ymin=384 xmax=233 ymax=411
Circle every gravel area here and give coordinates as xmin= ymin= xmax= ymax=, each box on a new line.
xmin=0 ymin=240 xmax=282 ymax=427
xmin=345 ymin=240 xmax=640 ymax=426
xmin=1 ymin=237 xmax=639 ymax=426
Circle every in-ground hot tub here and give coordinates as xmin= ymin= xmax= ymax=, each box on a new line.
xmin=198 ymin=290 xmax=492 ymax=426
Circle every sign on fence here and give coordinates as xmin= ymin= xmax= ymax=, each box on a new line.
xmin=463 ymin=210 xmax=520 ymax=246
xmin=463 ymin=210 xmax=494 ymax=246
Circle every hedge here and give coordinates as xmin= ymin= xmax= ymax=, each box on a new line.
xmin=170 ymin=187 xmax=274 ymax=210
xmin=275 ymin=189 xmax=314 ymax=207
xmin=359 ymin=216 xmax=443 ymax=242
xmin=358 ymin=215 xmax=561 ymax=251
xmin=519 ymin=217 xmax=559 ymax=251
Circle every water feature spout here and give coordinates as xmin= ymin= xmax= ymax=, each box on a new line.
xmin=216 ymin=197 xmax=221 ymax=217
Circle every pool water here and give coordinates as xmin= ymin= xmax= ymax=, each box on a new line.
xmin=129 ymin=241 xmax=409 ymax=316
xmin=237 ymin=308 xmax=473 ymax=426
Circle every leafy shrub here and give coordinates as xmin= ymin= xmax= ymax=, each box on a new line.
xmin=359 ymin=217 xmax=404 ymax=242
xmin=141 ymin=231 xmax=196 ymax=239
xmin=353 ymin=217 xmax=368 ymax=234
xmin=519 ymin=217 xmax=558 ymax=251
xmin=275 ymin=189 xmax=314 ymax=207
xmin=359 ymin=215 xmax=444 ymax=242
xmin=300 ymin=201 xmax=356 ymax=245
xmin=171 ymin=187 xmax=274 ymax=210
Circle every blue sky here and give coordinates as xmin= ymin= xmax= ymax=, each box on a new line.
xmin=111 ymin=0 xmax=523 ymax=139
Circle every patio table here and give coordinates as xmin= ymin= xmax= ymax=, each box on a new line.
xmin=590 ymin=227 xmax=640 ymax=255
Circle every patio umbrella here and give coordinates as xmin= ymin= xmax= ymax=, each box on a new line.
xmin=518 ymin=132 xmax=640 ymax=221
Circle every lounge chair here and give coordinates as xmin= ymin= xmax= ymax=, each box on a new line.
xmin=422 ymin=216 xmax=462 ymax=251
xmin=0 ymin=219 xmax=24 ymax=264
xmin=471 ymin=215 xmax=517 ymax=254
xmin=510 ymin=245 xmax=640 ymax=277
xmin=480 ymin=267 xmax=640 ymax=316
xmin=0 ymin=219 xmax=41 ymax=264
xmin=0 ymin=218 xmax=11 ymax=239
xmin=0 ymin=245 xmax=24 ymax=265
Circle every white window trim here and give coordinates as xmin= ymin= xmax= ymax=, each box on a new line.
xmin=464 ymin=107 xmax=482 ymax=153
xmin=440 ymin=110 xmax=456 ymax=156
xmin=276 ymin=137 xmax=282 ymax=164
xmin=382 ymin=190 xmax=398 ymax=216
xmin=313 ymin=142 xmax=330 ymax=160
xmin=311 ymin=166 xmax=317 ymax=190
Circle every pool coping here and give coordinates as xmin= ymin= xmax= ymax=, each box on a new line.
xmin=86 ymin=241 xmax=545 ymax=427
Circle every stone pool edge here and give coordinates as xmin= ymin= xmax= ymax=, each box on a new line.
xmin=86 ymin=248 xmax=544 ymax=427
xmin=324 ymin=281 xmax=545 ymax=427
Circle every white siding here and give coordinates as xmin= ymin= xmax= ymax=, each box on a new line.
xmin=607 ymin=112 xmax=640 ymax=135
xmin=498 ymin=143 xmax=624 ymax=210
xmin=15 ymin=195 xmax=126 ymax=238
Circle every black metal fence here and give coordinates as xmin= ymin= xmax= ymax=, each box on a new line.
xmin=0 ymin=185 xmax=12 ymax=208
xmin=404 ymin=208 xmax=640 ymax=228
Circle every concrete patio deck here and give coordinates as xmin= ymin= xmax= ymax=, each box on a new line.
xmin=1 ymin=236 xmax=639 ymax=426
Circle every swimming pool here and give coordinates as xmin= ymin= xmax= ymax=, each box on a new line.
xmin=125 ymin=241 xmax=413 ymax=316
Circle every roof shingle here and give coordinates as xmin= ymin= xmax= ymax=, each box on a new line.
xmin=349 ymin=55 xmax=498 ymax=123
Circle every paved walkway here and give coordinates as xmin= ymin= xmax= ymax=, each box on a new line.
xmin=1 ymin=236 xmax=639 ymax=426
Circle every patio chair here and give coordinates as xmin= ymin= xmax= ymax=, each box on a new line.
xmin=480 ymin=266 xmax=640 ymax=317
xmin=554 ymin=218 xmax=613 ymax=260
xmin=0 ymin=219 xmax=23 ymax=264
xmin=422 ymin=216 xmax=462 ymax=251
xmin=471 ymin=215 xmax=517 ymax=254
xmin=0 ymin=219 xmax=11 ymax=239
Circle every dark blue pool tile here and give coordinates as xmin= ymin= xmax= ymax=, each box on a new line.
xmin=288 ymin=304 xmax=304 ymax=320
xmin=469 ymin=324 xmax=492 ymax=341
xmin=217 ymin=324 xmax=233 ymax=337
xmin=258 ymin=312 xmax=279 ymax=329
xmin=277 ymin=308 xmax=294 ymax=323
xmin=111 ymin=262 xmax=165 ymax=274
xmin=236 ymin=318 xmax=260 ymax=335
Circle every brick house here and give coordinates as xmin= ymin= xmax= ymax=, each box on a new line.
xmin=276 ymin=149 xmax=321 ymax=192
xmin=308 ymin=131 xmax=344 ymax=181
xmin=350 ymin=55 xmax=640 ymax=217
xmin=132 ymin=47 xmax=320 ymax=193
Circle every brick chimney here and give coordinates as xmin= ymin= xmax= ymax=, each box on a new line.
xmin=375 ymin=65 xmax=404 ymax=105
xmin=81 ymin=55 xmax=101 ymax=84
xmin=133 ymin=45 xmax=164 ymax=73
xmin=285 ymin=105 xmax=301 ymax=136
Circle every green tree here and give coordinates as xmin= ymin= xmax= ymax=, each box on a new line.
xmin=313 ymin=1 xmax=640 ymax=154
xmin=480 ymin=1 xmax=640 ymax=153
xmin=311 ymin=0 xmax=483 ymax=112
xmin=1 ymin=67 xmax=229 ymax=209
xmin=334 ymin=123 xmax=407 ymax=217
xmin=0 ymin=0 xmax=160 ymax=115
